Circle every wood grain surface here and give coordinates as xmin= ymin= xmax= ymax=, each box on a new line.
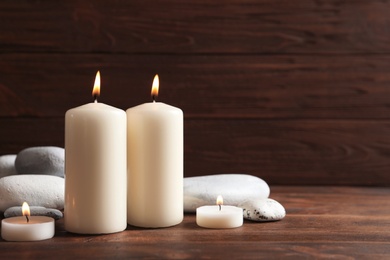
xmin=0 ymin=186 xmax=389 ymax=259
xmin=1 ymin=54 xmax=390 ymax=119
xmin=1 ymin=0 xmax=390 ymax=54
xmin=0 ymin=1 xmax=389 ymax=185
xmin=0 ymin=118 xmax=389 ymax=185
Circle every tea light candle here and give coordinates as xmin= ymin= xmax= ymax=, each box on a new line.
xmin=1 ymin=202 xmax=54 ymax=241
xmin=196 ymin=196 xmax=243 ymax=229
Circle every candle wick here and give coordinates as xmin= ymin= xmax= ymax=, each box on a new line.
xmin=152 ymin=95 xmax=156 ymax=103
xmin=25 ymin=215 xmax=29 ymax=223
xmin=219 ymin=204 xmax=221 ymax=211
xmin=94 ymin=95 xmax=98 ymax=103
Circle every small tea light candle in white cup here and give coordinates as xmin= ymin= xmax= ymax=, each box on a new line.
xmin=196 ymin=195 xmax=243 ymax=229
xmin=1 ymin=202 xmax=55 ymax=241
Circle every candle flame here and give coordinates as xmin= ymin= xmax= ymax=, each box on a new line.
xmin=216 ymin=195 xmax=223 ymax=206
xmin=92 ymin=71 xmax=101 ymax=101
xmin=22 ymin=202 xmax=30 ymax=217
xmin=151 ymin=74 xmax=159 ymax=102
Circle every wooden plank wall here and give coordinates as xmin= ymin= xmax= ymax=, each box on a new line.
xmin=0 ymin=0 xmax=389 ymax=185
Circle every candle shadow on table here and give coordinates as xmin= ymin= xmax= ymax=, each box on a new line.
xmin=243 ymin=219 xmax=285 ymax=226
xmin=125 ymin=213 xmax=198 ymax=230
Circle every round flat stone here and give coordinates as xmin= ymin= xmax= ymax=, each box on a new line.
xmin=15 ymin=146 xmax=64 ymax=177
xmin=184 ymin=174 xmax=270 ymax=212
xmin=4 ymin=206 xmax=63 ymax=220
xmin=239 ymin=198 xmax=286 ymax=222
xmin=0 ymin=154 xmax=18 ymax=178
xmin=0 ymin=174 xmax=64 ymax=212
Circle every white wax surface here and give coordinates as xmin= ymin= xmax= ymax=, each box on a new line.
xmin=196 ymin=205 xmax=243 ymax=229
xmin=126 ymin=102 xmax=183 ymax=228
xmin=65 ymin=102 xmax=127 ymax=234
xmin=1 ymin=216 xmax=54 ymax=241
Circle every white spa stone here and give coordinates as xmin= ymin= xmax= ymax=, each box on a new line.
xmin=184 ymin=174 xmax=270 ymax=212
xmin=0 ymin=175 xmax=64 ymax=212
xmin=4 ymin=206 xmax=63 ymax=220
xmin=239 ymin=198 xmax=286 ymax=222
xmin=0 ymin=154 xmax=18 ymax=178
xmin=15 ymin=146 xmax=65 ymax=177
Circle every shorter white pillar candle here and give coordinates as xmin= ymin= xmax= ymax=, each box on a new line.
xmin=1 ymin=216 xmax=54 ymax=241
xmin=196 ymin=195 xmax=243 ymax=229
xmin=126 ymin=75 xmax=183 ymax=228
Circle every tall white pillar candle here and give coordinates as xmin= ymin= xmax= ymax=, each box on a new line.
xmin=126 ymin=75 xmax=183 ymax=228
xmin=65 ymin=71 xmax=127 ymax=234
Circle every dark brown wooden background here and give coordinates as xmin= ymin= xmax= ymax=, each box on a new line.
xmin=0 ymin=0 xmax=389 ymax=186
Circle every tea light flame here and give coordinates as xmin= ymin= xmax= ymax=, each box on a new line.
xmin=216 ymin=195 xmax=223 ymax=211
xmin=22 ymin=202 xmax=30 ymax=223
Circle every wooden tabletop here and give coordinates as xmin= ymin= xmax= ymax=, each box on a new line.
xmin=0 ymin=186 xmax=389 ymax=259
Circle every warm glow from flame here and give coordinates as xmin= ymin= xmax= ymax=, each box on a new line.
xmin=151 ymin=74 xmax=159 ymax=101
xmin=92 ymin=71 xmax=101 ymax=99
xmin=216 ymin=195 xmax=223 ymax=206
xmin=22 ymin=202 xmax=30 ymax=217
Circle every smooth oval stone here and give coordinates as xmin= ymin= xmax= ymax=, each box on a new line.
xmin=0 ymin=175 xmax=64 ymax=212
xmin=0 ymin=154 xmax=18 ymax=178
xmin=15 ymin=146 xmax=64 ymax=177
xmin=4 ymin=206 xmax=63 ymax=220
xmin=184 ymin=174 xmax=270 ymax=212
xmin=239 ymin=198 xmax=286 ymax=222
